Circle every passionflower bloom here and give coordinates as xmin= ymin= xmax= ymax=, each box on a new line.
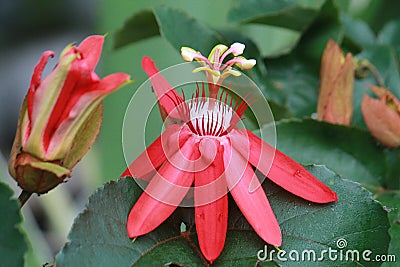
xmin=123 ymin=56 xmax=337 ymax=263
xmin=9 ymin=35 xmax=130 ymax=194
xmin=362 ymin=84 xmax=400 ymax=148
xmin=317 ymin=39 xmax=354 ymax=125
xmin=181 ymin=43 xmax=256 ymax=98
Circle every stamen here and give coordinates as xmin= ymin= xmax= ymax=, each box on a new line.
xmin=212 ymin=48 xmax=220 ymax=69
xmin=218 ymin=48 xmax=233 ymax=69
xmin=182 ymin=43 xmax=256 ymax=88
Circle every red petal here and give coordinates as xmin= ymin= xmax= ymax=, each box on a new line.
xmin=44 ymin=72 xmax=130 ymax=154
xmin=96 ymin=72 xmax=131 ymax=93
xmin=127 ymin=137 xmax=196 ymax=237
xmin=233 ymin=129 xmax=338 ymax=203
xmin=122 ymin=124 xmax=184 ymax=179
xmin=41 ymin=49 xmax=95 ymax=151
xmin=43 ymin=36 xmax=112 ymax=145
xmin=77 ymin=35 xmax=104 ymax=71
xmin=28 ymin=51 xmax=54 ymax=124
xmin=142 ymin=56 xmax=184 ymax=120
xmin=195 ymin=139 xmax=228 ymax=263
xmin=223 ymin=141 xmax=282 ymax=246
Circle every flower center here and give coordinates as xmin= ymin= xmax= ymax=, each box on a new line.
xmin=186 ymin=97 xmax=233 ymax=137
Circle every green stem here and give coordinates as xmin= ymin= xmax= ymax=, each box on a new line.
xmin=18 ymin=190 xmax=32 ymax=208
xmin=367 ymin=62 xmax=385 ymax=88
xmin=355 ymin=59 xmax=385 ymax=87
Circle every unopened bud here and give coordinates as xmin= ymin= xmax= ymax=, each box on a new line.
xmin=362 ymin=85 xmax=400 ymax=148
xmin=317 ymin=39 xmax=354 ymax=125
xmin=8 ymin=35 xmax=130 ymax=193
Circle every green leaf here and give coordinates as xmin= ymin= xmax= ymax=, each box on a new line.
xmin=228 ymin=0 xmax=326 ymax=32
xmin=293 ymin=0 xmax=343 ymax=63
xmin=263 ymin=54 xmax=319 ymax=118
xmin=340 ymin=13 xmax=376 ymax=49
xmin=378 ymin=18 xmax=400 ymax=46
xmin=268 ymin=99 xmax=294 ymax=121
xmin=375 ymin=192 xmax=400 ymax=267
xmin=384 ymin=149 xmax=400 ymax=189
xmin=56 ymin=165 xmax=390 ymax=266
xmin=0 ymin=181 xmax=28 ymax=267
xmin=237 ymin=24 xmax=301 ymax=57
xmin=152 ymin=6 xmax=221 ymax=54
xmin=357 ymin=0 xmax=400 ymax=34
xmin=259 ymin=165 xmax=390 ymax=266
xmin=114 ymin=10 xmax=159 ymax=49
xmin=113 ymin=6 xmax=222 ymax=53
xmin=55 ymin=178 xmax=204 ymax=266
xmin=269 ymin=118 xmax=387 ymax=186
xmin=115 ymin=6 xmax=225 ymax=54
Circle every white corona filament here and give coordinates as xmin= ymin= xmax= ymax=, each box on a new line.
xmin=187 ymin=98 xmax=233 ymax=137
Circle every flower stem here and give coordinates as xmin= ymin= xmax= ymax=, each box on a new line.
xmin=18 ymin=190 xmax=32 ymax=208
xmin=355 ymin=59 xmax=385 ymax=87
xmin=367 ymin=63 xmax=384 ymax=87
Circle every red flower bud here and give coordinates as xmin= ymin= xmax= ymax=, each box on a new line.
xmin=317 ymin=39 xmax=354 ymax=125
xmin=9 ymin=35 xmax=131 ymax=193
xmin=362 ymin=85 xmax=400 ymax=148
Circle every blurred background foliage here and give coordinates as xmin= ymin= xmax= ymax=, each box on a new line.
xmin=0 ymin=0 xmax=400 ymax=265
